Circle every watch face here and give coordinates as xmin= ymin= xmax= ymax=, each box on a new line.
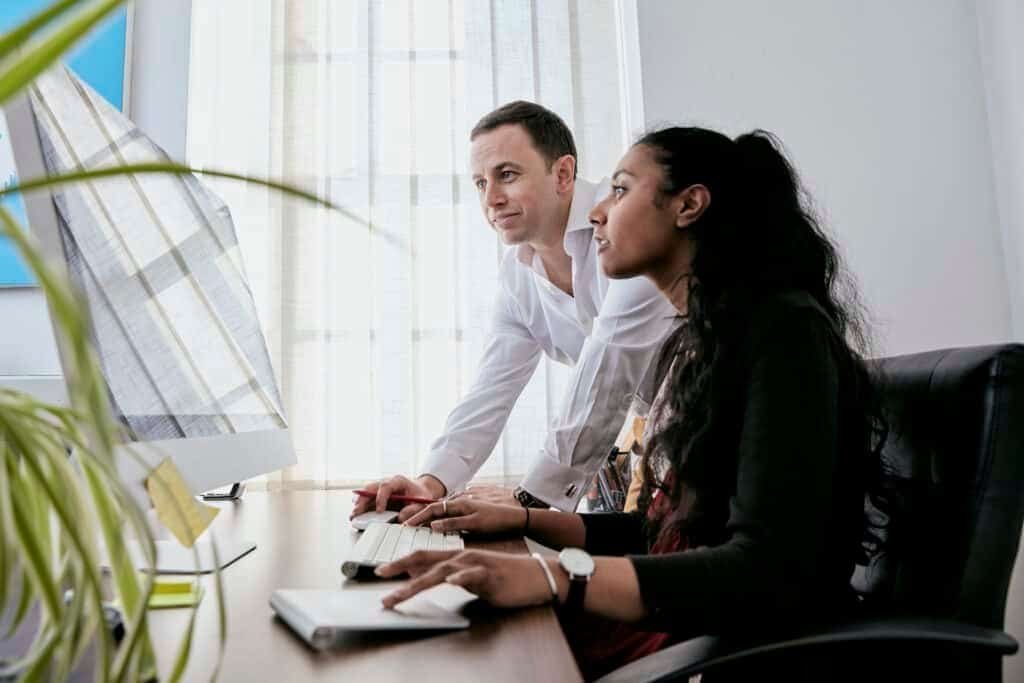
xmin=559 ymin=548 xmax=595 ymax=577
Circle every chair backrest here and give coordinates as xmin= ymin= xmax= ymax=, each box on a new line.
xmin=854 ymin=344 xmax=1024 ymax=631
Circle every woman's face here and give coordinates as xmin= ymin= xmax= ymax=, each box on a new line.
xmin=588 ymin=144 xmax=686 ymax=280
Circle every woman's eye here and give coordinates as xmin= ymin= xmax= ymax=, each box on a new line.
xmin=612 ymin=185 xmax=626 ymax=198
xmin=475 ymin=179 xmax=486 ymax=191
xmin=501 ymin=171 xmax=517 ymax=181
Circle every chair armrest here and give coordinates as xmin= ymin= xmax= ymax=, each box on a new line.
xmin=595 ymin=618 xmax=1019 ymax=683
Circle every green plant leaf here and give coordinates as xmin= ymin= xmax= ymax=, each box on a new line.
xmin=0 ymin=208 xmax=114 ymax=457
xmin=2 ymin=162 xmax=338 ymax=211
xmin=0 ymin=0 xmax=126 ymax=105
xmin=0 ymin=457 xmax=31 ymax=642
xmin=5 ymin=567 xmax=33 ymax=641
xmin=0 ymin=202 xmax=141 ymax=680
xmin=0 ymin=451 xmax=9 ymax=618
xmin=52 ymin=570 xmax=87 ymax=681
xmin=11 ymin=423 xmax=113 ymax=678
xmin=8 ymin=464 xmax=62 ymax=629
xmin=81 ymin=459 xmax=156 ymax=682
xmin=64 ymin=561 xmax=103 ymax=676
xmin=0 ymin=209 xmax=84 ymax=344
xmin=0 ymin=0 xmax=83 ymax=62
xmin=128 ymin=446 xmax=223 ymax=682
xmin=210 ymin=540 xmax=227 ymax=683
xmin=1 ymin=161 xmax=409 ymax=250
xmin=166 ymin=603 xmax=197 ymax=683
xmin=16 ymin=628 xmax=60 ymax=681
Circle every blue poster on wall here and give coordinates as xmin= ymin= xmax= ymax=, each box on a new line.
xmin=0 ymin=3 xmax=128 ymax=287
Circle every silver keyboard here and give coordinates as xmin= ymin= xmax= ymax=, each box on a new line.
xmin=342 ymin=522 xmax=463 ymax=579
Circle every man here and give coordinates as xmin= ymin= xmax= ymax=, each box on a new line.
xmin=352 ymin=101 xmax=675 ymax=517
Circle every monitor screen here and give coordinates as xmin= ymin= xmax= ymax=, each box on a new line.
xmin=5 ymin=66 xmax=295 ymax=497
xmin=28 ymin=66 xmax=288 ymax=442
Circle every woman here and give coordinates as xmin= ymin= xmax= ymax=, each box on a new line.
xmin=377 ymin=127 xmax=887 ymax=680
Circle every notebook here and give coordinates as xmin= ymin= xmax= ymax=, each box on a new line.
xmin=269 ymin=583 xmax=477 ymax=649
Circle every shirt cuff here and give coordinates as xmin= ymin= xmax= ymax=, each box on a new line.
xmin=418 ymin=450 xmax=475 ymax=496
xmin=518 ymin=451 xmax=592 ymax=511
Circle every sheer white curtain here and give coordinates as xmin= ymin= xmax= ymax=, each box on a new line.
xmin=186 ymin=0 xmax=635 ymax=489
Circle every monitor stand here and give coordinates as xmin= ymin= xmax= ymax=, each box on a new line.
xmin=124 ymin=536 xmax=257 ymax=574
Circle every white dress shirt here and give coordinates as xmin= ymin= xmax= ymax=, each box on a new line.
xmin=420 ymin=178 xmax=678 ymax=510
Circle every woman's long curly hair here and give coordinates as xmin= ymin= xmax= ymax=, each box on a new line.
xmin=636 ymin=127 xmax=888 ymax=558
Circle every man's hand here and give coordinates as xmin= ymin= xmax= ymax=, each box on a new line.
xmin=461 ymin=484 xmax=518 ymax=507
xmin=349 ymin=474 xmax=447 ymax=521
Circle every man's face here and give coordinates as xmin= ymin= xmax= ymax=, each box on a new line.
xmin=470 ymin=124 xmax=565 ymax=245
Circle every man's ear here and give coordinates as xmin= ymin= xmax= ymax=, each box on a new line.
xmin=553 ymin=154 xmax=576 ymax=194
xmin=675 ymin=184 xmax=711 ymax=228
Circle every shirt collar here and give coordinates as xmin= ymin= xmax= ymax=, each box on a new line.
xmin=565 ymin=176 xmax=602 ymax=235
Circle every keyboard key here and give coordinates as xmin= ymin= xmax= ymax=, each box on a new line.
xmin=349 ymin=522 xmax=459 ymax=568
xmin=373 ymin=524 xmax=402 ymax=563
xmin=412 ymin=526 xmax=432 ymax=551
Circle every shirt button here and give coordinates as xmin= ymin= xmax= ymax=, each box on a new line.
xmin=565 ymin=483 xmax=578 ymax=497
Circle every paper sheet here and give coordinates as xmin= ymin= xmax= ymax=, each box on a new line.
xmin=393 ymin=582 xmax=478 ymax=618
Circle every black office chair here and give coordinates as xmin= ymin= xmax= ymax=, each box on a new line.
xmin=598 ymin=344 xmax=1024 ymax=682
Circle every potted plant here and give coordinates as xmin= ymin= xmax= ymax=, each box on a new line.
xmin=0 ymin=1 xmax=341 ymax=679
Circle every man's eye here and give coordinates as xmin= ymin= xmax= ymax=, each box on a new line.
xmin=501 ymin=171 xmax=517 ymax=181
xmin=475 ymin=179 xmax=486 ymax=191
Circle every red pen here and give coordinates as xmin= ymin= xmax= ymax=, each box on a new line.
xmin=352 ymin=489 xmax=437 ymax=505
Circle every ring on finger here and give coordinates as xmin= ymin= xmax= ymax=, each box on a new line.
xmin=442 ymin=499 xmax=448 ymax=515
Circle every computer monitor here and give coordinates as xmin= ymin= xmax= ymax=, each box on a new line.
xmin=4 ymin=67 xmax=296 ymax=567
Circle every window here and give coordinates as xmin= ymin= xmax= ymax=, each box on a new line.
xmin=187 ymin=0 xmax=639 ymax=488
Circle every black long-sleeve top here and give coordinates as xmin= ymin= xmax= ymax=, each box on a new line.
xmin=580 ymin=291 xmax=867 ymax=639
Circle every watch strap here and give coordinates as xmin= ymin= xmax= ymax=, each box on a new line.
xmin=565 ymin=575 xmax=587 ymax=614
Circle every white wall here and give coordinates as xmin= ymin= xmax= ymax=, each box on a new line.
xmin=637 ymin=0 xmax=1013 ymax=357
xmin=636 ymin=1 xmax=1021 ymax=677
xmin=0 ymin=0 xmax=191 ymax=378
xmin=976 ymin=0 xmax=1024 ymax=342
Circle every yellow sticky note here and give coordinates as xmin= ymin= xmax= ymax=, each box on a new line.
xmin=150 ymin=577 xmax=204 ymax=609
xmin=148 ymin=584 xmax=204 ymax=609
xmin=152 ymin=577 xmax=194 ymax=595
xmin=115 ymin=577 xmax=205 ymax=610
xmin=144 ymin=457 xmax=219 ymax=548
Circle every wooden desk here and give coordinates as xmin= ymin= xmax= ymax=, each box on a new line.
xmin=148 ymin=491 xmax=582 ymax=682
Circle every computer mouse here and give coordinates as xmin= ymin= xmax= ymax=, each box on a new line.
xmin=350 ymin=510 xmax=399 ymax=530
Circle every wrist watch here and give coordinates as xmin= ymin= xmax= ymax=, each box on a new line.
xmin=513 ymin=485 xmax=549 ymax=509
xmin=557 ymin=548 xmax=595 ymax=614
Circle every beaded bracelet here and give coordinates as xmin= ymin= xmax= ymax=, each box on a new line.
xmin=530 ymin=552 xmax=558 ymax=602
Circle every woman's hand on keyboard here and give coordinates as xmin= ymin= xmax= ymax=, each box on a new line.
xmin=402 ymin=498 xmax=527 ymax=536
xmin=378 ymin=549 xmax=560 ymax=609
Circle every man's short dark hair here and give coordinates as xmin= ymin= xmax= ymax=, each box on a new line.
xmin=470 ymin=101 xmax=578 ymax=179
